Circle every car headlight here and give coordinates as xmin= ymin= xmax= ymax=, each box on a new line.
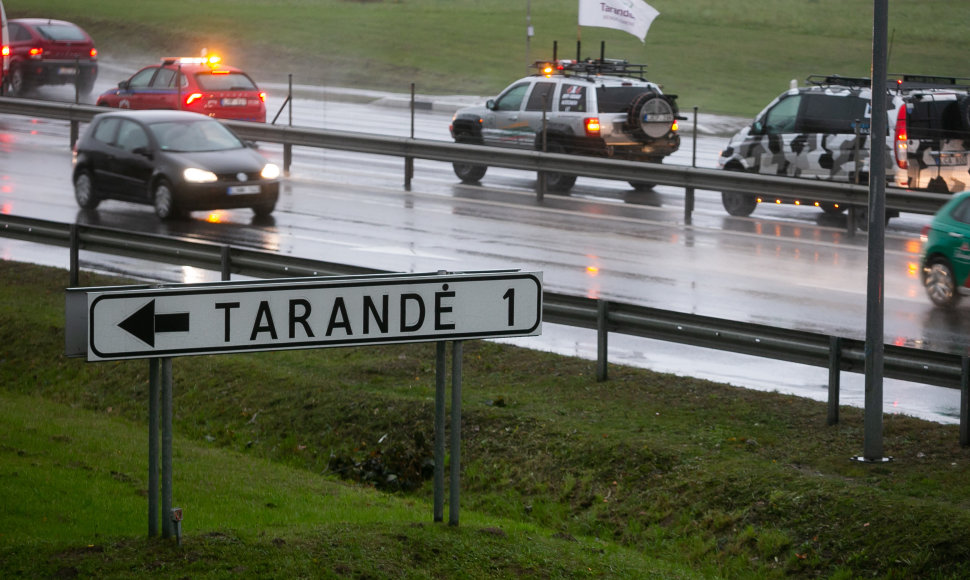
xmin=261 ymin=163 xmax=281 ymax=180
xmin=183 ymin=167 xmax=218 ymax=183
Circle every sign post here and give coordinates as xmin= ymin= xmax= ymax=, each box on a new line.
xmin=66 ymin=270 xmax=543 ymax=533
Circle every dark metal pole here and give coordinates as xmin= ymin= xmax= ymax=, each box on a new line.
xmin=283 ymin=74 xmax=292 ymax=176
xmin=69 ymin=224 xmax=79 ymax=287
xmin=828 ymin=336 xmax=842 ymax=426
xmin=596 ymin=300 xmax=608 ymax=381
xmin=161 ymin=357 xmax=174 ymax=537
xmin=433 ymin=341 xmax=446 ymax=522
xmin=685 ymin=106 xmax=698 ymax=225
xmin=961 ymin=357 xmax=969 ymax=447
xmin=148 ymin=358 xmax=160 ymax=537
xmin=860 ymin=0 xmax=889 ymax=462
xmin=405 ymin=83 xmax=415 ymax=190
xmin=449 ymin=341 xmax=462 ymax=526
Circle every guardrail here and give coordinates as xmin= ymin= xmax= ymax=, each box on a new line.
xmin=0 ymin=97 xmax=953 ymax=219
xmin=2 ymin=213 xmax=969 ymax=445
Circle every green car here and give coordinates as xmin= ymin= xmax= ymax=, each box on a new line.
xmin=922 ymin=190 xmax=970 ymax=307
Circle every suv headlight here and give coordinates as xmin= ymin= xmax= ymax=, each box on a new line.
xmin=184 ymin=167 xmax=218 ymax=183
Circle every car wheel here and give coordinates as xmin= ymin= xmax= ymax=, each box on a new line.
xmin=252 ymin=194 xmax=278 ymax=217
xmin=453 ymin=161 xmax=487 ymax=183
xmin=153 ymin=179 xmax=182 ymax=220
xmin=8 ymin=65 xmax=30 ymax=97
xmin=542 ymin=142 xmax=577 ymax=193
xmin=627 ymin=92 xmax=677 ymax=140
xmin=73 ymin=170 xmax=101 ymax=210
xmin=629 ymin=181 xmax=655 ymax=191
xmin=721 ymin=191 xmax=757 ymax=217
xmin=923 ymin=258 xmax=960 ymax=308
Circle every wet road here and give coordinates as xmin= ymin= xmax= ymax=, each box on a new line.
xmin=1 ymin=63 xmax=968 ymax=425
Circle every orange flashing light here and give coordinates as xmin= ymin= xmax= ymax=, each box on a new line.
xmin=671 ymin=119 xmax=679 ymax=132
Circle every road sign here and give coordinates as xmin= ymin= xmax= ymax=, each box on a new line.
xmin=75 ymin=271 xmax=542 ymax=361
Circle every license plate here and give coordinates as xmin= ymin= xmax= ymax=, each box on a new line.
xmin=58 ymin=67 xmax=76 ymax=75
xmin=221 ymin=98 xmax=248 ymax=107
xmin=932 ymin=152 xmax=968 ymax=166
xmin=227 ymin=185 xmax=260 ymax=195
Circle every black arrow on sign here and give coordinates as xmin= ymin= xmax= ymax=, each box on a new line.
xmin=118 ymin=299 xmax=190 ymax=347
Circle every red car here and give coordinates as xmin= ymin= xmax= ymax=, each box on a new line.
xmin=4 ymin=17 xmax=98 ymax=96
xmin=96 ymin=54 xmax=266 ymax=122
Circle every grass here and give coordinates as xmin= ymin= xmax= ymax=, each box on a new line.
xmin=5 ymin=0 xmax=970 ymax=116
xmin=4 ymin=258 xmax=970 ymax=578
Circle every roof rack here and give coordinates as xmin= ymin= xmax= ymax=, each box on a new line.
xmin=534 ymin=58 xmax=648 ymax=81
xmin=805 ymin=74 xmax=872 ymax=88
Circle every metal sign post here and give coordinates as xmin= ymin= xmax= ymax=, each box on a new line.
xmin=65 ymin=270 xmax=542 ymax=535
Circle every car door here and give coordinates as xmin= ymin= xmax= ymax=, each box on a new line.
xmin=792 ymin=93 xmax=871 ymax=181
xmin=114 ymin=66 xmax=163 ymax=109
xmin=109 ymin=119 xmax=155 ymax=200
xmin=481 ymin=81 xmax=534 ymax=149
xmin=85 ymin=117 xmax=124 ymax=196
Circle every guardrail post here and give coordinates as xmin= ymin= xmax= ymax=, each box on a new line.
xmin=433 ymin=340 xmax=446 ymax=522
xmin=405 ymin=83 xmax=415 ymax=191
xmin=961 ymin=357 xmax=969 ymax=447
xmin=283 ymin=74 xmax=293 ymax=176
xmin=148 ymin=358 xmax=160 ymax=537
xmin=685 ymin=106 xmax=697 ymax=225
xmin=449 ymin=340 xmax=463 ymax=526
xmin=828 ymin=336 xmax=842 ymax=425
xmin=597 ymin=300 xmax=609 ymax=382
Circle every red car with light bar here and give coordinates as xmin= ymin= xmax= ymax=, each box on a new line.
xmin=3 ymin=17 xmax=97 ymax=96
xmin=96 ymin=54 xmax=266 ymax=122
xmin=449 ymin=45 xmax=682 ymax=193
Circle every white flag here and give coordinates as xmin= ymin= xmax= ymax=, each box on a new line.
xmin=578 ymin=0 xmax=659 ymax=43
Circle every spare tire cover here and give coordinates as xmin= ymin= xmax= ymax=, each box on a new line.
xmin=630 ymin=92 xmax=676 ymax=139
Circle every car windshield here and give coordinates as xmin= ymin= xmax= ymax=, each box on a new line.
xmin=36 ymin=24 xmax=87 ymax=42
xmin=149 ymin=120 xmax=243 ymax=153
xmin=195 ymin=72 xmax=258 ymax=91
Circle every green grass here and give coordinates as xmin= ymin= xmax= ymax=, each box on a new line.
xmin=6 ymin=0 xmax=970 ymax=116
xmin=5 ymin=259 xmax=970 ymax=578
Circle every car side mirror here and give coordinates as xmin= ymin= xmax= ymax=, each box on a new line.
xmin=486 ymin=99 xmax=496 ymax=111
xmin=118 ymin=80 xmax=130 ymax=90
xmin=751 ymin=119 xmax=764 ymax=135
xmin=132 ymin=146 xmax=152 ymax=159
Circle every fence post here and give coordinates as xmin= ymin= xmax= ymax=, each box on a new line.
xmin=597 ymin=300 xmax=609 ymax=382
xmin=69 ymin=223 xmax=80 ymax=287
xmin=961 ymin=357 xmax=969 ymax=447
xmin=685 ymin=106 xmax=697 ymax=225
xmin=405 ymin=83 xmax=415 ymax=190
xmin=220 ymin=245 xmax=231 ymax=281
xmin=828 ymin=336 xmax=842 ymax=425
xmin=283 ymin=74 xmax=293 ymax=176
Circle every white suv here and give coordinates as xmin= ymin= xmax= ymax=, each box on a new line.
xmin=449 ymin=58 xmax=682 ymax=193
xmin=718 ymin=74 xmax=970 ymax=219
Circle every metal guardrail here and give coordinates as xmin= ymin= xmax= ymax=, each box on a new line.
xmin=3 ymin=214 xmax=969 ymax=437
xmin=0 ymin=97 xmax=954 ymax=217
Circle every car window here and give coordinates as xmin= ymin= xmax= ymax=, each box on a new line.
xmin=149 ymin=120 xmax=243 ymax=153
xmin=796 ymin=94 xmax=869 ymax=134
xmin=151 ymin=68 xmax=177 ymax=89
xmin=9 ymin=23 xmax=31 ymax=42
xmin=597 ymin=87 xmax=647 ymax=113
xmin=195 ymin=72 xmax=258 ymax=91
xmin=525 ymin=82 xmax=555 ymax=112
xmin=128 ymin=68 xmax=158 ymax=89
xmin=763 ymin=95 xmax=800 ymax=134
xmin=559 ymin=84 xmax=587 ymax=112
xmin=908 ymin=96 xmax=966 ymax=140
xmin=949 ymin=198 xmax=970 ymax=224
xmin=35 ymin=24 xmax=87 ymax=42
xmin=91 ymin=118 xmax=121 ymax=145
xmin=115 ymin=120 xmax=150 ymax=153
xmin=493 ymin=83 xmax=530 ymax=112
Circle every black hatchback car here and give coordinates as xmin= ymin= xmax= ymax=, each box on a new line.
xmin=72 ymin=110 xmax=280 ymax=220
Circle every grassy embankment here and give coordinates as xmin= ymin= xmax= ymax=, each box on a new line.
xmin=6 ymin=0 xmax=970 ymax=117
xmin=3 ymin=260 xmax=970 ymax=578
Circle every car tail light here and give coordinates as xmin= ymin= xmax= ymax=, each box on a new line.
xmin=671 ymin=119 xmax=679 ymax=132
xmin=89 ymin=48 xmax=98 ymax=59
xmin=29 ymin=47 xmax=43 ymax=58
xmin=894 ymin=106 xmax=908 ymax=170
xmin=920 ymin=224 xmax=930 ymax=243
xmin=185 ymin=93 xmax=204 ymax=106
xmin=1 ymin=46 xmax=9 ymax=57
xmin=258 ymin=92 xmax=266 ymax=103
xmin=584 ymin=117 xmax=601 ymax=137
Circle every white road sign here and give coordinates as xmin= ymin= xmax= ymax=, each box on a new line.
xmin=81 ymin=272 xmax=542 ymax=361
